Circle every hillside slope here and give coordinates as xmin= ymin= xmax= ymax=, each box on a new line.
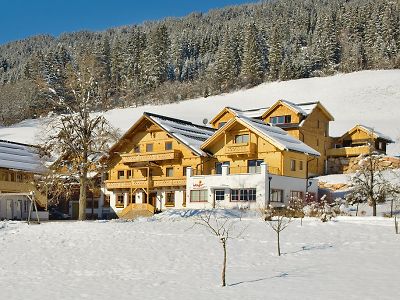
xmin=0 ymin=70 xmax=399 ymax=155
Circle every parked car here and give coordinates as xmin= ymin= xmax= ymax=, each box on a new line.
xmin=49 ymin=208 xmax=70 ymax=220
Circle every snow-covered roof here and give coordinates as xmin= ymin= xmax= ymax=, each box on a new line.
xmin=144 ymin=112 xmax=216 ymax=156
xmin=355 ymin=125 xmax=394 ymax=143
xmin=227 ymin=106 xmax=268 ymax=119
xmin=0 ymin=140 xmax=46 ymax=173
xmin=237 ymin=116 xmax=320 ymax=156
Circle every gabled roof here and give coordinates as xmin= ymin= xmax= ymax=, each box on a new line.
xmin=107 ymin=112 xmax=216 ymax=158
xmin=0 ymin=140 xmax=46 ymax=173
xmin=261 ymin=99 xmax=334 ymax=122
xmin=209 ymin=106 xmax=267 ymax=126
xmin=145 ymin=112 xmax=216 ymax=156
xmin=345 ymin=124 xmax=394 ymax=143
xmin=202 ymin=116 xmax=320 ymax=156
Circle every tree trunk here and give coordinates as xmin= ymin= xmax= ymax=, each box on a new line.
xmin=356 ymin=202 xmax=359 ymax=216
xmin=372 ymin=199 xmax=377 ymax=217
xmin=395 ymin=216 xmax=398 ymax=234
xmin=222 ymin=240 xmax=227 ymax=287
xmin=390 ymin=199 xmax=394 ymax=218
xmin=277 ymin=230 xmax=281 ymax=256
xmin=79 ymin=175 xmax=88 ymax=221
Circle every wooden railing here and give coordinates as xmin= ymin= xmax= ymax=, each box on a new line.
xmin=153 ymin=178 xmax=186 ymax=187
xmin=120 ymin=150 xmax=181 ymax=163
xmin=327 ymin=145 xmax=370 ymax=157
xmin=225 ymin=142 xmax=256 ymax=155
xmin=105 ymin=179 xmax=150 ymax=189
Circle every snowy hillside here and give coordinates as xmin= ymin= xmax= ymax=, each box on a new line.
xmin=1 ymin=70 xmax=399 ymax=155
xmin=0 ymin=215 xmax=399 ymax=300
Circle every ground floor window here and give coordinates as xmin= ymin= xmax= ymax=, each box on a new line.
xmin=231 ymin=189 xmax=256 ymax=201
xmin=271 ymin=189 xmax=284 ymax=203
xmin=290 ymin=191 xmax=304 ymax=200
xmin=104 ymin=195 xmax=110 ymax=208
xmin=116 ymin=194 xmax=124 ymax=208
xmin=165 ymin=192 xmax=175 ymax=207
xmin=190 ymin=190 xmax=208 ymax=202
xmin=214 ymin=190 xmax=225 ymax=201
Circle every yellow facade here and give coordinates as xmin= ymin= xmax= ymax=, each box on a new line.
xmin=105 ymin=115 xmax=210 ymax=209
xmin=202 ymin=119 xmax=309 ymax=179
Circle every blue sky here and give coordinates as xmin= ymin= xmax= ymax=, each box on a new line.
xmin=1 ymin=0 xmax=255 ymax=45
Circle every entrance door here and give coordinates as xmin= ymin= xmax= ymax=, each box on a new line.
xmin=149 ymin=193 xmax=157 ymax=207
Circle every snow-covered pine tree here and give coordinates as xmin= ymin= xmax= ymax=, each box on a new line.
xmin=241 ymin=22 xmax=264 ymax=86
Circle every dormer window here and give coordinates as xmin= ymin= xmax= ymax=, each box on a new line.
xmin=270 ymin=115 xmax=291 ymax=124
xmin=234 ymin=134 xmax=249 ymax=144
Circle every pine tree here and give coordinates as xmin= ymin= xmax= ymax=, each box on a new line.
xmin=268 ymin=27 xmax=283 ymax=80
xmin=241 ymin=22 xmax=264 ymax=86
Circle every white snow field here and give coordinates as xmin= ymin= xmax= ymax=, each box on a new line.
xmin=0 ymin=70 xmax=399 ymax=155
xmin=1 ymin=214 xmax=399 ymax=300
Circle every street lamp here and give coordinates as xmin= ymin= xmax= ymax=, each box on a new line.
xmin=267 ymin=176 xmax=272 ymax=207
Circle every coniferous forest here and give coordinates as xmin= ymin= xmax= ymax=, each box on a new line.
xmin=0 ymin=0 xmax=399 ymax=125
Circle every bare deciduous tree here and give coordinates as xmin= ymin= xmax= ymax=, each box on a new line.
xmin=262 ymin=206 xmax=292 ymax=256
xmin=194 ymin=210 xmax=245 ymax=287
xmin=346 ymin=150 xmax=399 ymax=217
xmin=40 ymin=68 xmax=119 ymax=220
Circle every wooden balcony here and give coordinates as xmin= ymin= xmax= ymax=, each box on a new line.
xmin=105 ymin=179 xmax=150 ymax=190
xmin=225 ymin=142 xmax=256 ymax=155
xmin=105 ymin=177 xmax=186 ymax=190
xmin=153 ymin=178 xmax=186 ymax=187
xmin=120 ymin=150 xmax=181 ymax=164
xmin=327 ymin=145 xmax=371 ymax=157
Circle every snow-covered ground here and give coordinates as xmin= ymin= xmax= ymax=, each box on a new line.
xmin=0 ymin=70 xmax=399 ymax=155
xmin=1 ymin=213 xmax=399 ymax=300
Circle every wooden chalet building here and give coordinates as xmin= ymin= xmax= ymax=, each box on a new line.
xmin=100 ymin=99 xmax=393 ymax=218
xmin=0 ymin=140 xmax=48 ymax=220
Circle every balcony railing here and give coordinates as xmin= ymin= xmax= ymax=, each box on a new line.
xmin=104 ymin=177 xmax=186 ymax=190
xmin=120 ymin=150 xmax=181 ymax=163
xmin=153 ymin=178 xmax=186 ymax=187
xmin=225 ymin=142 xmax=256 ymax=155
xmin=105 ymin=179 xmax=150 ymax=189
xmin=327 ymin=145 xmax=371 ymax=157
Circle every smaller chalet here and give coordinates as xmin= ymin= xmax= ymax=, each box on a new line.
xmin=328 ymin=124 xmax=394 ymax=158
xmin=0 ymin=140 xmax=48 ymax=220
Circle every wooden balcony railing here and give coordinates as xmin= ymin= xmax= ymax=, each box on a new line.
xmin=105 ymin=177 xmax=186 ymax=190
xmin=120 ymin=150 xmax=181 ymax=163
xmin=327 ymin=145 xmax=371 ymax=157
xmin=225 ymin=142 xmax=256 ymax=155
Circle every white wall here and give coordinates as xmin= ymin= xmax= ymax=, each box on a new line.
xmin=186 ymin=164 xmax=318 ymax=210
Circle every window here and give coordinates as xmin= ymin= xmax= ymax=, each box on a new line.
xmin=248 ymin=159 xmax=263 ymax=173
xmin=183 ymin=166 xmax=188 ymax=176
xmin=146 ymin=143 xmax=153 ymax=152
xmin=218 ymin=122 xmax=226 ymax=129
xmin=133 ymin=145 xmax=140 ymax=153
xmin=290 ymin=160 xmax=296 ymax=171
xmin=299 ymin=161 xmax=304 ymax=171
xmin=166 ymin=167 xmax=174 ymax=177
xmin=16 ymin=174 xmax=23 ymax=182
xmin=271 ymin=189 xmax=283 ymax=202
xmin=130 ymin=194 xmax=136 ymax=204
xmin=127 ymin=170 xmax=132 ymax=179
xmin=215 ymin=161 xmax=230 ymax=174
xmin=235 ymin=134 xmax=249 ymax=144
xmin=231 ymin=189 xmax=256 ymax=201
xmin=165 ymin=141 xmax=173 ymax=151
xmin=317 ymin=120 xmax=320 ymax=128
xmin=165 ymin=192 xmax=175 ymax=206
xmin=190 ymin=190 xmax=208 ymax=202
xmin=116 ymin=194 xmax=124 ymax=207
xmin=290 ymin=191 xmax=303 ymax=200
xmin=215 ymin=190 xmax=225 ymax=201
xmin=379 ymin=141 xmax=383 ymax=150
xmin=103 ymin=195 xmax=110 ymax=208
xmin=117 ymin=170 xmax=125 ymax=179
xmin=270 ymin=115 xmax=291 ymax=124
